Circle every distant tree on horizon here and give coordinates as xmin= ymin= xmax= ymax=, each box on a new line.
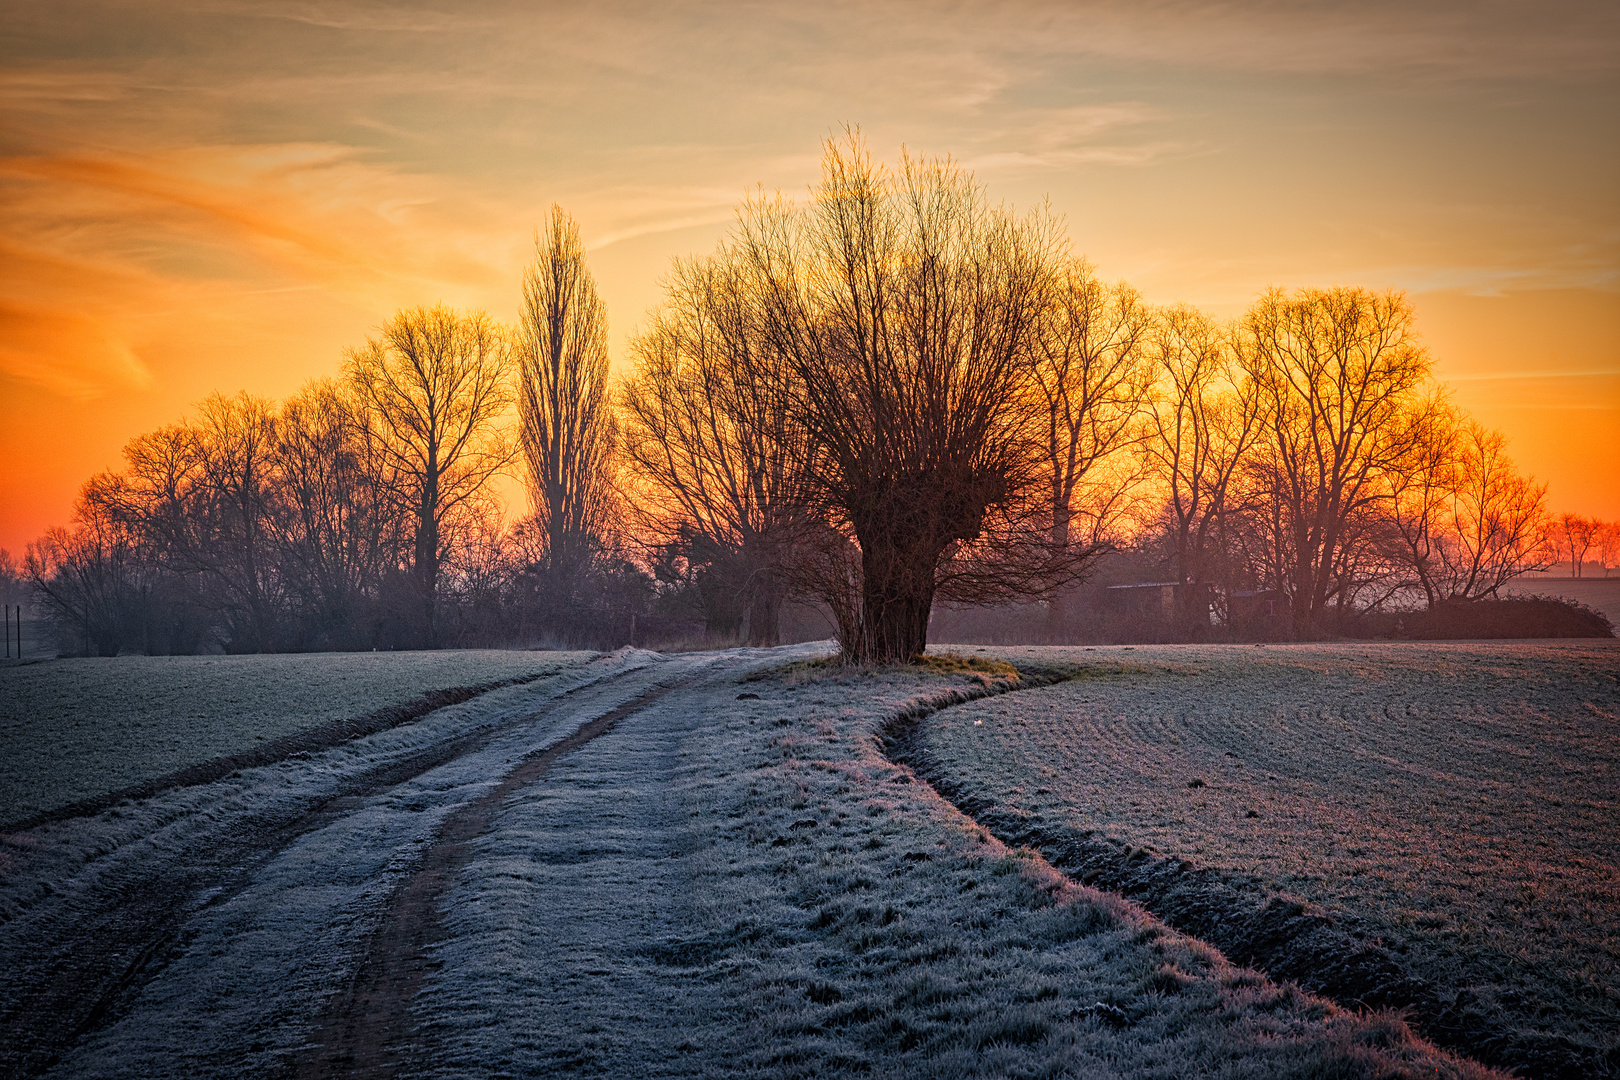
xmin=1552 ymin=513 xmax=1598 ymax=578
xmin=346 ymin=305 xmax=513 ymax=647
xmin=517 ymin=206 xmax=617 ymax=616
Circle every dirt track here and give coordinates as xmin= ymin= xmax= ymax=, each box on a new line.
xmin=0 ymin=650 xmax=729 ymax=1078
xmin=294 ymin=678 xmax=691 ymax=1079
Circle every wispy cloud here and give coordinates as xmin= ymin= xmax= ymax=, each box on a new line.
xmin=0 ymin=141 xmax=519 ymax=397
xmin=0 ymin=296 xmax=153 ymax=399
xmin=0 ymin=0 xmax=1615 ymax=546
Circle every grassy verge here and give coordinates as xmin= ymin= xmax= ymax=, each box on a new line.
xmin=619 ymin=660 xmax=1505 ymax=1077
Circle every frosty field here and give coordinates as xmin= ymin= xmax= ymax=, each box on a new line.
xmin=909 ymin=641 xmax=1620 ymax=1078
xmin=0 ymin=649 xmax=590 ymax=826
xmin=0 ymin=646 xmax=1500 ymax=1078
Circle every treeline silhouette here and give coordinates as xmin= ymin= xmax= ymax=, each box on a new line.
xmin=23 ymin=136 xmax=1605 ymax=659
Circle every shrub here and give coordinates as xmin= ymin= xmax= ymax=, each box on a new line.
xmin=1393 ymin=595 xmax=1614 ymax=640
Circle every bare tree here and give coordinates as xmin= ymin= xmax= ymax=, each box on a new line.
xmin=1550 ymin=513 xmax=1597 ymax=577
xmin=517 ymin=207 xmax=616 ymax=604
xmin=1595 ymin=519 xmax=1620 ymax=577
xmin=190 ymin=392 xmax=283 ymax=650
xmin=1241 ymin=287 xmax=1433 ymax=636
xmin=1027 ymin=260 xmax=1154 ymax=635
xmin=273 ymin=379 xmax=397 ymax=645
xmin=1381 ymin=395 xmax=1459 ymax=607
xmin=116 ymin=422 xmax=206 ymax=556
xmin=623 ymin=253 xmax=804 ymax=645
xmin=733 ymin=135 xmax=1091 ymax=662
xmin=1386 ymin=411 xmax=1548 ymax=604
xmin=346 ymin=305 xmax=513 ymax=646
xmin=1444 ymin=421 xmax=1549 ymax=596
xmin=1032 ymin=264 xmax=1152 ymax=547
xmin=0 ymin=548 xmax=26 ymax=609
xmin=71 ymin=421 xmax=213 ymax=652
xmin=1137 ymin=305 xmax=1261 ymax=626
xmin=26 ymin=487 xmax=152 ymax=656
xmin=92 ymin=395 xmax=287 ymax=652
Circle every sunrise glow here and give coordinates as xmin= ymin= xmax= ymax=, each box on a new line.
xmin=2 ymin=1 xmax=1616 ymax=555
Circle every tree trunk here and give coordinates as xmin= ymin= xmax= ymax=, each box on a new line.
xmin=1045 ymin=592 xmax=1068 ymax=643
xmin=857 ymin=537 xmax=938 ymax=663
xmin=746 ymin=576 xmax=782 ymax=647
xmin=1045 ymin=506 xmax=1070 ymax=642
xmin=417 ymin=486 xmax=439 ymax=649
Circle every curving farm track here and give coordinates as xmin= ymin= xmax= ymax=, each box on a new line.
xmin=0 ymin=649 xmax=746 ymax=1078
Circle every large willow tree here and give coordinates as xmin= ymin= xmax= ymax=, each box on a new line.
xmin=723 ymin=135 xmax=1094 ymax=662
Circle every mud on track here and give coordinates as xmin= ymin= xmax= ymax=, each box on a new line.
xmin=0 ymin=651 xmax=707 ymax=1078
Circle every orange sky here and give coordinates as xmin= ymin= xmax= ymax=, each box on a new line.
xmin=3 ymin=0 xmax=1617 ymax=556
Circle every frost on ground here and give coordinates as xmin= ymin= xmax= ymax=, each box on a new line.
xmin=411 ymin=656 xmax=1495 ymax=1078
xmin=912 ymin=641 xmax=1620 ymax=1078
xmin=0 ymin=648 xmax=668 ymax=1077
xmin=1 ymin=646 xmax=1503 ymax=1078
xmin=0 ymin=649 xmax=590 ymax=825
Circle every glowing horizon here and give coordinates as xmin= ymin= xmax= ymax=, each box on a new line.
xmin=3 ymin=0 xmax=1616 ymax=556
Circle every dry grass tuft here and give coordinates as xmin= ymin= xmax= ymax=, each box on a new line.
xmin=911 ymin=652 xmax=1020 ymax=679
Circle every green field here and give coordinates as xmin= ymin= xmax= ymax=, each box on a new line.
xmin=912 ymin=641 xmax=1620 ymax=1075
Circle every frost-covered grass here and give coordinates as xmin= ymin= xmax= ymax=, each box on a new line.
xmin=0 ymin=649 xmax=590 ymax=824
xmin=919 ymin=641 xmax=1620 ymax=1070
xmin=0 ymin=646 xmax=1517 ymax=1077
xmin=414 ymin=652 xmax=1499 ymax=1078
xmin=2 ymin=649 xmax=674 ymax=1077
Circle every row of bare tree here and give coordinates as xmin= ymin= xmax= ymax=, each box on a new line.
xmin=618 ymin=138 xmax=1561 ymax=657
xmin=1542 ymin=513 xmax=1620 ymax=577
xmin=25 ymin=137 xmax=1583 ymax=660
xmin=25 ymin=212 xmax=642 ymax=655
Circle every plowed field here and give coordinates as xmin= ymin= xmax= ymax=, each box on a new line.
xmin=911 ymin=641 xmax=1620 ymax=1077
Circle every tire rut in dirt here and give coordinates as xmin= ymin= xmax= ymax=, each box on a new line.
xmin=0 ymin=673 xmax=616 ymax=1079
xmin=292 ymin=677 xmax=689 ymax=1080
xmin=878 ymin=680 xmax=1610 ymax=1080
